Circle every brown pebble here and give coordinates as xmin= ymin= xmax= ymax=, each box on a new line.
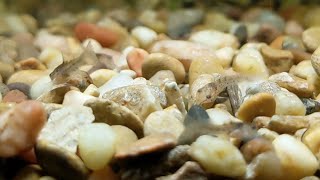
xmin=240 ymin=137 xmax=273 ymax=162
xmin=14 ymin=57 xmax=46 ymax=71
xmin=261 ymin=45 xmax=294 ymax=73
xmin=3 ymin=89 xmax=28 ymax=103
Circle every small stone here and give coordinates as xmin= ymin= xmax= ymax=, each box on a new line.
xmin=144 ymin=110 xmax=184 ymax=139
xmin=74 ymin=22 xmax=119 ymax=47
xmin=38 ymin=105 xmax=94 ymax=153
xmin=189 ymin=135 xmax=246 ymax=177
xmin=149 ymin=70 xmax=176 ymax=87
xmin=253 ymin=23 xmax=282 ymax=43
xmin=206 ymin=108 xmax=241 ymax=126
xmin=290 ymin=60 xmax=316 ymax=80
xmin=127 ymin=48 xmax=148 ymax=77
xmin=39 ymin=48 xmax=63 ymax=70
xmin=214 ymin=47 xmax=235 ymax=68
xmin=102 ymin=85 xmax=164 ymax=121
xmin=240 ymin=137 xmax=273 ymax=162
xmin=0 ymin=101 xmax=46 ymax=157
xmin=7 ymin=83 xmax=30 ymax=98
xmin=84 ymin=98 xmax=144 ymax=137
xmin=13 ymin=165 xmax=43 ymax=180
xmin=302 ymin=27 xmax=320 ymax=52
xmin=83 ymin=84 xmax=100 ymax=97
xmin=35 ymin=140 xmax=89 ymax=180
xmin=164 ymin=81 xmax=187 ymax=116
xmin=311 ymin=46 xmax=320 ymax=76
xmin=111 ymin=125 xmax=138 ymax=153
xmin=90 ymin=69 xmax=118 ymax=88
xmin=142 ymin=53 xmax=186 ymax=84
xmin=156 ymin=161 xmax=207 ymax=180
xmin=268 ymin=115 xmax=309 ymax=134
xmin=78 ymin=123 xmax=116 ymax=170
xmin=62 ymin=90 xmax=96 ymax=106
xmin=273 ymin=134 xmax=318 ymax=180
xmin=257 ymin=128 xmax=279 ymax=141
xmin=7 ymin=70 xmax=48 ymax=86
xmin=236 ymin=93 xmax=276 ymax=122
xmin=261 ymin=45 xmax=294 ymax=73
xmin=14 ymin=57 xmax=46 ymax=71
xmin=115 ymin=133 xmax=177 ymax=160
xmin=274 ymin=90 xmax=306 ymax=116
xmin=30 ymin=76 xmax=53 ymax=99
xmin=269 ymin=72 xmax=313 ymax=98
xmin=2 ymin=89 xmax=28 ymax=103
xmin=34 ymin=30 xmax=70 ymax=54
xmin=301 ymin=122 xmax=320 ymax=157
xmin=0 ymin=62 xmax=14 ymax=81
xmin=98 ymin=74 xmax=133 ymax=95
xmin=119 ymin=70 xmax=136 ymax=79
xmin=189 ymin=30 xmax=239 ymax=50
xmin=37 ymin=85 xmax=73 ymax=104
xmin=82 ymin=38 xmax=103 ymax=53
xmin=285 ymin=20 xmax=304 ymax=37
xmin=131 ymin=26 xmax=157 ymax=48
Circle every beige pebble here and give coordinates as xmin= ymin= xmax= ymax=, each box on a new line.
xmin=236 ymin=93 xmax=276 ymax=122
xmin=7 ymin=70 xmax=48 ymax=86
xmin=274 ymin=90 xmax=306 ymax=116
xmin=206 ymin=108 xmax=241 ymax=126
xmin=62 ymin=90 xmax=96 ymax=106
xmin=38 ymin=47 xmax=63 ymax=70
xmin=0 ymin=62 xmax=14 ymax=81
xmin=268 ymin=115 xmax=309 ymax=134
xmin=14 ymin=57 xmax=46 ymax=71
xmin=144 ymin=110 xmax=184 ymax=139
xmin=290 ymin=60 xmax=316 ymax=80
xmin=37 ymin=85 xmax=74 ymax=104
xmin=131 ymin=26 xmax=157 ymax=48
xmin=311 ymin=46 xmax=320 ymax=76
xmin=82 ymin=38 xmax=103 ymax=53
xmin=261 ymin=45 xmax=294 ymax=73
xmin=273 ymin=134 xmax=318 ymax=180
xmin=240 ymin=137 xmax=273 ymax=162
xmin=119 ymin=69 xmax=136 ymax=79
xmin=90 ymin=69 xmax=118 ymax=88
xmin=302 ymin=27 xmax=320 ymax=52
xmin=189 ymin=135 xmax=246 ymax=177
xmin=111 ymin=125 xmax=138 ymax=153
xmin=83 ymin=84 xmax=100 ymax=97
xmin=142 ymin=53 xmax=186 ymax=84
xmin=149 ymin=70 xmax=176 ymax=87
xmin=30 ymin=76 xmax=53 ymax=99
xmin=301 ymin=122 xmax=320 ymax=157
xmin=215 ymin=47 xmax=235 ymax=68
xmin=78 ymin=123 xmax=116 ymax=170
xmin=269 ymin=72 xmax=313 ymax=98
xmin=257 ymin=128 xmax=279 ymax=141
xmin=164 ymin=81 xmax=187 ymax=116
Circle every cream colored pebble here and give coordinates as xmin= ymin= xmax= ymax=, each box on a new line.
xmin=78 ymin=123 xmax=116 ymax=170
xmin=131 ymin=26 xmax=157 ymax=48
xmin=39 ymin=48 xmax=63 ymax=70
xmin=290 ymin=60 xmax=316 ymax=79
xmin=119 ymin=69 xmax=137 ymax=79
xmin=82 ymin=38 xmax=102 ymax=53
xmin=63 ymin=90 xmax=96 ymax=106
xmin=189 ymin=135 xmax=247 ymax=177
xmin=257 ymin=128 xmax=279 ymax=141
xmin=111 ymin=125 xmax=138 ymax=152
xmin=206 ymin=108 xmax=241 ymax=126
xmin=215 ymin=47 xmax=235 ymax=68
xmin=90 ymin=69 xmax=118 ymax=88
xmin=273 ymin=134 xmax=318 ymax=180
xmin=83 ymin=84 xmax=100 ymax=97
xmin=29 ymin=76 xmax=53 ymax=99
xmin=274 ymin=90 xmax=306 ymax=116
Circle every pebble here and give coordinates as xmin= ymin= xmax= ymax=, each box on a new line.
xmin=149 ymin=70 xmax=176 ymax=87
xmin=189 ymin=30 xmax=239 ymax=50
xmin=13 ymin=165 xmax=43 ymax=180
xmin=84 ymin=98 xmax=144 ymax=137
xmin=35 ymin=140 xmax=89 ymax=180
xmin=2 ymin=89 xmax=28 ymax=103
xmin=274 ymin=90 xmax=306 ymax=116
xmin=111 ymin=125 xmax=138 ymax=153
xmin=34 ymin=30 xmax=70 ymax=53
xmin=269 ymin=72 xmax=313 ymax=98
xmin=62 ymin=90 xmax=96 ymax=106
xmin=142 ymin=53 xmax=186 ymax=84
xmin=240 ymin=137 xmax=273 ymax=162
xmin=164 ymin=81 xmax=187 ymax=116
xmin=78 ymin=123 xmax=116 ymax=170
xmin=0 ymin=62 xmax=14 ymax=81
xmin=131 ymin=26 xmax=157 ymax=48
xmin=115 ymin=133 xmax=177 ymax=160
xmin=30 ymin=76 xmax=53 ymax=99
xmin=260 ymin=45 xmax=294 ymax=73
xmin=143 ymin=110 xmax=184 ymax=139
xmin=82 ymin=38 xmax=103 ymax=53
xmin=268 ymin=115 xmax=309 ymax=134
xmin=0 ymin=101 xmax=46 ymax=157
xmin=214 ymin=47 xmax=235 ymax=68
xmin=83 ymin=84 xmax=99 ymax=97
xmin=38 ymin=48 xmax=63 ymax=70
xmin=14 ymin=57 xmax=46 ymax=71
xmin=236 ymin=92 xmax=276 ymax=122
xmin=301 ymin=98 xmax=320 ymax=115
xmin=290 ymin=60 xmax=316 ymax=79
xmin=272 ymin=134 xmax=318 ymax=180
xmin=38 ymin=105 xmax=94 ymax=153
xmin=189 ymin=135 xmax=246 ymax=177
xmin=206 ymin=108 xmax=241 ymax=126
xmin=7 ymin=70 xmax=48 ymax=86
xmin=74 ymin=22 xmax=119 ymax=47
xmin=301 ymin=122 xmax=320 ymax=157
xmin=126 ymin=48 xmax=148 ymax=77
xmin=90 ymin=69 xmax=118 ymax=88
xmin=256 ymin=128 xmax=279 ymax=141
xmin=302 ymin=27 xmax=320 ymax=52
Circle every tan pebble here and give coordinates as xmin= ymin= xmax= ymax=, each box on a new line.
xmin=252 ymin=116 xmax=271 ymax=129
xmin=142 ymin=53 xmax=186 ymax=84
xmin=188 ymin=57 xmax=223 ymax=85
xmin=273 ymin=134 xmax=318 ymax=180
xmin=0 ymin=62 xmax=14 ymax=81
xmin=215 ymin=47 xmax=235 ymax=68
xmin=302 ymin=27 xmax=320 ymax=52
xmin=30 ymin=76 xmax=53 ymax=99
xmin=3 ymin=89 xmax=28 ymax=103
xmin=311 ymin=46 xmax=320 ymax=76
xmin=82 ymin=38 xmax=102 ymax=53
xmin=274 ymin=90 xmax=306 ymax=116
xmin=189 ymin=135 xmax=246 ymax=177
xmin=257 ymin=128 xmax=279 ymax=141
xmin=62 ymin=90 xmax=96 ymax=106
xmin=131 ymin=26 xmax=157 ymax=48
xmin=38 ymin=47 xmax=63 ymax=70
xmin=290 ymin=49 xmax=312 ymax=64
xmin=290 ymin=60 xmax=316 ymax=79
xmin=7 ymin=70 xmax=48 ymax=86
xmin=261 ymin=45 xmax=294 ymax=73
xmin=90 ymin=69 xmax=117 ymax=88
xmin=294 ymin=128 xmax=307 ymax=140
xmin=285 ymin=20 xmax=304 ymax=37
xmin=37 ymin=85 xmax=73 ymax=104
xmin=111 ymin=125 xmax=138 ymax=153
xmin=269 ymin=72 xmax=313 ymax=98
xmin=85 ymin=98 xmax=144 ymax=137
xmin=144 ymin=110 xmax=184 ymax=139
xmin=149 ymin=70 xmax=176 ymax=87
xmin=269 ymin=35 xmax=285 ymax=49
xmin=301 ymin=122 xmax=320 ymax=156
xmin=114 ymin=133 xmax=176 ymax=160
xmin=14 ymin=57 xmax=46 ymax=71
xmin=83 ymin=84 xmax=100 ymax=97
xmin=127 ymin=48 xmax=148 ymax=77
xmin=240 ymin=137 xmax=273 ymax=162
xmin=236 ymin=93 xmax=276 ymax=122
xmin=164 ymin=81 xmax=187 ymax=116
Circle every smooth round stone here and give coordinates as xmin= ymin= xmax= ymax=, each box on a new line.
xmin=131 ymin=26 xmax=157 ymax=48
xmin=290 ymin=60 xmax=316 ymax=79
xmin=127 ymin=48 xmax=148 ymax=77
xmin=142 ymin=53 xmax=186 ymax=84
xmin=301 ymin=122 xmax=320 ymax=156
xmin=143 ymin=110 xmax=184 ymax=139
xmin=188 ymin=57 xmax=224 ymax=85
xmin=215 ymin=47 xmax=235 ymax=68
xmin=14 ymin=57 xmax=46 ymax=71
xmin=39 ymin=47 xmax=63 ymax=70
xmin=189 ymin=135 xmax=246 ymax=177
xmin=274 ymin=90 xmax=306 ymax=116
xmin=111 ymin=125 xmax=138 ymax=153
xmin=35 ymin=140 xmax=89 ymax=180
xmin=82 ymin=38 xmax=102 ymax=53
xmin=302 ymin=27 xmax=320 ymax=52
xmin=78 ymin=123 xmax=116 ymax=171
xmin=7 ymin=70 xmax=48 ymax=86
xmin=0 ymin=62 xmax=14 ymax=81
xmin=273 ymin=134 xmax=318 ymax=180
xmin=30 ymin=76 xmax=53 ymax=99
xmin=2 ymin=89 xmax=28 ymax=103
xmin=90 ymin=69 xmax=118 ymax=88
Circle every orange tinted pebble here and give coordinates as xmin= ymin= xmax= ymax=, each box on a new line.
xmin=127 ymin=48 xmax=149 ymax=77
xmin=3 ymin=90 xmax=28 ymax=103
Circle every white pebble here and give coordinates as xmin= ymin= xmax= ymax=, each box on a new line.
xmin=39 ymin=47 xmax=63 ymax=70
xmin=131 ymin=26 xmax=157 ymax=48
xmin=30 ymin=76 xmax=53 ymax=99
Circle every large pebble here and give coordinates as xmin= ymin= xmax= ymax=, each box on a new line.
xmin=189 ymin=30 xmax=239 ymax=50
xmin=74 ymin=22 xmax=119 ymax=47
xmin=301 ymin=122 xmax=320 ymax=157
xmin=0 ymin=101 xmax=46 ymax=157
xmin=273 ymin=134 xmax=318 ymax=180
xmin=111 ymin=125 xmax=138 ymax=153
xmin=274 ymin=90 xmax=306 ymax=116
xmin=78 ymin=123 xmax=116 ymax=170
xmin=302 ymin=27 xmax=320 ymax=52
xmin=7 ymin=70 xmax=48 ymax=86
xmin=126 ymin=48 xmax=148 ymax=77
xmin=38 ymin=105 xmax=95 ymax=153
xmin=189 ymin=135 xmax=246 ymax=177
xmin=144 ymin=110 xmax=184 ymax=139
xmin=268 ymin=115 xmax=309 ymax=134
xmin=142 ymin=53 xmax=186 ymax=84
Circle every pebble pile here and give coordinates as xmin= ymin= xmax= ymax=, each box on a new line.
xmin=2 ymin=1 xmax=320 ymax=180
